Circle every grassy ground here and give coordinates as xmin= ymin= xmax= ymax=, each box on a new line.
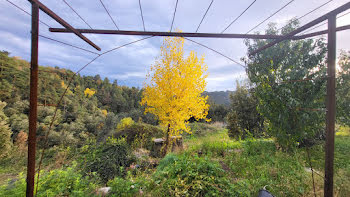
xmin=182 ymin=124 xmax=350 ymax=197
xmin=0 ymin=124 xmax=349 ymax=196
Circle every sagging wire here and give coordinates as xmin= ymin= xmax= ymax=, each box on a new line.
xmin=39 ymin=34 xmax=100 ymax=55
xmin=184 ymin=37 xmax=246 ymax=68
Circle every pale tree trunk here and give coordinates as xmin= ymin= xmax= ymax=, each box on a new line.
xmin=162 ymin=124 xmax=170 ymax=157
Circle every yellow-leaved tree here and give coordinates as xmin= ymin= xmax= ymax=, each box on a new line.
xmin=141 ymin=36 xmax=210 ymax=153
xmin=84 ymin=88 xmax=96 ymax=98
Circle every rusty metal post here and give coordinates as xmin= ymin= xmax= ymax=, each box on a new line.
xmin=26 ymin=2 xmax=39 ymax=197
xmin=324 ymin=14 xmax=336 ymax=197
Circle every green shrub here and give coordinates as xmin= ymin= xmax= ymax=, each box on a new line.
xmin=113 ymin=122 xmax=163 ymax=150
xmin=0 ymin=163 xmax=97 ymax=197
xmin=149 ymin=153 xmax=237 ymax=196
xmin=79 ymin=138 xmax=134 ymax=184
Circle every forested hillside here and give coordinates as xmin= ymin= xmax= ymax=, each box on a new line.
xmin=204 ymin=91 xmax=233 ymax=106
xmin=0 ymin=50 xmax=160 ymax=146
xmin=0 ymin=50 xmax=230 ymax=146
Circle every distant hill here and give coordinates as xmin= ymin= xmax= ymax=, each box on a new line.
xmin=204 ymin=91 xmax=233 ymax=106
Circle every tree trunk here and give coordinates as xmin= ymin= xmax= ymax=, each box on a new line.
xmin=161 ymin=124 xmax=170 ymax=157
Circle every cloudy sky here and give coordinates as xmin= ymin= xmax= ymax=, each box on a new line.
xmin=1 ymin=0 xmax=349 ymax=91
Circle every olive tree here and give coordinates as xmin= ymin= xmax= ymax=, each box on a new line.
xmin=243 ymin=21 xmax=327 ymax=148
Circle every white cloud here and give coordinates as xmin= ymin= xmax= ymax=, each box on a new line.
xmin=1 ymin=0 xmax=350 ymax=91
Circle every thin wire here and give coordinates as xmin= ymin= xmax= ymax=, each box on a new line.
xmin=139 ymin=0 xmax=146 ymax=31
xmin=302 ymin=10 xmax=350 ymax=34
xmin=221 ymin=0 xmax=257 ymax=33
xmin=170 ymin=0 xmax=179 ymax=32
xmin=5 ymin=0 xmax=51 ymax=28
xmin=246 ymin=0 xmax=295 ymax=34
xmin=62 ymin=0 xmax=93 ymax=29
xmin=277 ymin=0 xmax=334 ymax=33
xmin=35 ymin=36 xmax=154 ymax=195
xmin=196 ymin=0 xmax=214 ymax=33
xmin=99 ymin=0 xmax=119 ymax=30
xmin=100 ymin=36 xmax=154 ymax=56
xmin=39 ymin=34 xmax=100 ymax=55
xmin=184 ymin=38 xmax=246 ymax=68
xmin=297 ymin=0 xmax=334 ymax=21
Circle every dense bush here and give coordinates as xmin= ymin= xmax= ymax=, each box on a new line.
xmin=0 ymin=163 xmax=97 ymax=197
xmin=149 ymin=153 xmax=237 ymax=196
xmin=79 ymin=138 xmax=134 ymax=184
xmin=226 ymin=82 xmax=264 ymax=140
xmin=112 ymin=122 xmax=163 ymax=150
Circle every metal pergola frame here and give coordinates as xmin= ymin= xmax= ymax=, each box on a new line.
xmin=26 ymin=0 xmax=350 ymax=196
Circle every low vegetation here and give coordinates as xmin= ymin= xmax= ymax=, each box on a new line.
xmin=1 ymin=125 xmax=349 ymax=196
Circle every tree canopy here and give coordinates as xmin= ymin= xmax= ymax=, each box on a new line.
xmin=141 ymin=36 xmax=210 ymax=138
xmin=244 ymin=21 xmax=327 ymax=148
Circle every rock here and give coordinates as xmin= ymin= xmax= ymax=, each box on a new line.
xmin=96 ymin=187 xmax=111 ymax=196
xmin=154 ymin=138 xmax=165 ymax=143
xmin=151 ymin=136 xmax=183 ymax=157
xmin=151 ymin=138 xmax=165 ymax=157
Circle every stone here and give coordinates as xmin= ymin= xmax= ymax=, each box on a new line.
xmin=96 ymin=187 xmax=111 ymax=196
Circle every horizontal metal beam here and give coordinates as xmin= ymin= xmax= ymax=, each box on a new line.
xmin=49 ymin=28 xmax=286 ymax=39
xmin=249 ymin=1 xmax=350 ymax=55
xmin=49 ymin=24 xmax=350 ymax=40
xmin=28 ymin=0 xmax=101 ymax=51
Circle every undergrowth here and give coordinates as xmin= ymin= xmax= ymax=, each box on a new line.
xmin=1 ymin=125 xmax=349 ymax=196
xmin=0 ymin=162 xmax=98 ymax=197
